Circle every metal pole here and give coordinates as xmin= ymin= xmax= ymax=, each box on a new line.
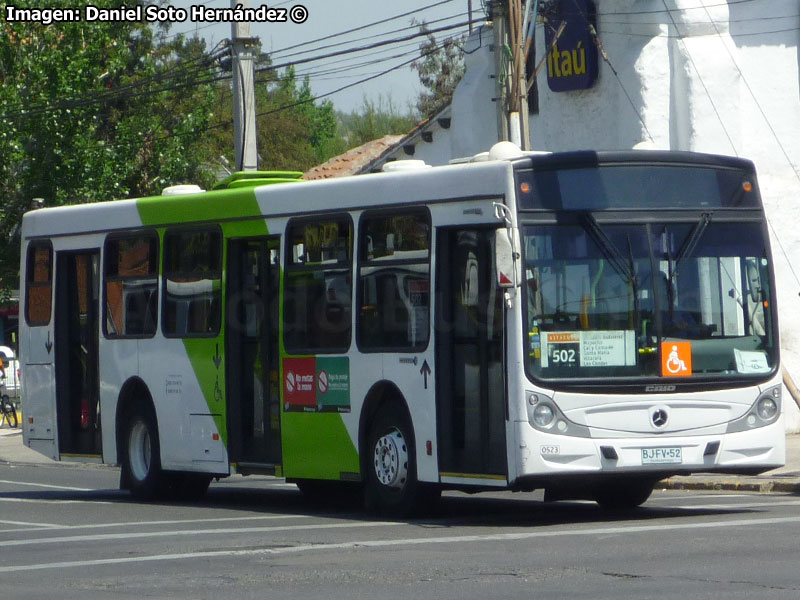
xmin=468 ymin=0 xmax=474 ymax=33
xmin=231 ymin=1 xmax=258 ymax=171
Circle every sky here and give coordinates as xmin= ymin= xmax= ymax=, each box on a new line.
xmin=168 ymin=0 xmax=482 ymax=113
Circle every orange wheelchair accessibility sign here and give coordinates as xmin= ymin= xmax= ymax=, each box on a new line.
xmin=662 ymin=342 xmax=692 ymax=377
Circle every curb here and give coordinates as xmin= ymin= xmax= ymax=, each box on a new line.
xmin=660 ymin=478 xmax=800 ymax=494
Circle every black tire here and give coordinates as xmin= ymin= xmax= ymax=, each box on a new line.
xmin=364 ymin=403 xmax=438 ymax=517
xmin=593 ymin=478 xmax=655 ymax=509
xmin=296 ymin=479 xmax=363 ymax=508
xmin=121 ymin=409 xmax=164 ymax=500
xmin=1 ymin=396 xmax=16 ymax=429
xmin=165 ymin=473 xmax=212 ymax=501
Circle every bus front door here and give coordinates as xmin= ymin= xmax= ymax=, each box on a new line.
xmin=226 ymin=238 xmax=282 ymax=468
xmin=54 ymin=250 xmax=101 ymax=457
xmin=435 ymin=229 xmax=507 ymax=479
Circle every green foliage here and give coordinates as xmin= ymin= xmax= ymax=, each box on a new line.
xmin=0 ymin=7 xmax=423 ymax=294
xmin=206 ymin=63 xmax=344 ymax=173
xmin=410 ymin=22 xmax=466 ymax=118
xmin=0 ymin=0 xmax=218 ymax=289
xmin=337 ymin=96 xmax=417 ymax=149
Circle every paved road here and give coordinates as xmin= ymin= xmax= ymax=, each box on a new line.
xmin=2 ymin=462 xmax=800 ymax=599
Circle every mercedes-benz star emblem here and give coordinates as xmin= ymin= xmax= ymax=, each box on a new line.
xmin=652 ymin=408 xmax=669 ymax=428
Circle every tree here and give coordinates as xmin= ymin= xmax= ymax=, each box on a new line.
xmin=0 ymin=0 xmax=218 ymax=289
xmin=337 ymin=96 xmax=417 ymax=149
xmin=410 ymin=22 xmax=466 ymax=117
xmin=203 ymin=61 xmax=344 ymax=173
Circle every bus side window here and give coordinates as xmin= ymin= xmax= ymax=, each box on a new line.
xmin=284 ymin=217 xmax=353 ymax=353
xmin=162 ymin=228 xmax=222 ymax=337
xmin=104 ymin=233 xmax=159 ymax=338
xmin=25 ymin=242 xmax=53 ymax=326
xmin=357 ymin=210 xmax=431 ymax=351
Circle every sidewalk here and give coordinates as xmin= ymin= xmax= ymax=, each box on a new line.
xmin=2 ymin=425 xmax=800 ymax=493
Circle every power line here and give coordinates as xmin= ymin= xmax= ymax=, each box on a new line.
xmin=600 ymin=25 xmax=800 ymax=39
xmin=0 ymin=41 xmax=229 ymax=120
xmin=270 ymin=10 xmax=470 ymax=61
xmin=256 ymin=20 xmax=472 ymax=74
xmin=2 ymin=18 xmax=469 ymax=122
xmin=659 ymin=0 xmax=738 ymax=155
xmin=596 ymin=0 xmax=763 ymax=16
xmin=600 ymin=12 xmax=800 ymax=26
xmin=697 ymin=2 xmax=800 ymax=290
xmin=268 ymin=0 xmax=458 ymax=56
xmin=127 ymin=33 xmax=462 ymax=147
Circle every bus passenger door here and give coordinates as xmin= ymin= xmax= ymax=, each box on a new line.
xmin=226 ymin=238 xmax=282 ymax=467
xmin=435 ymin=229 xmax=507 ymax=478
xmin=54 ymin=250 xmax=102 ymax=457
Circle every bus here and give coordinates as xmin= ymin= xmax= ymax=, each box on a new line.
xmin=19 ymin=144 xmax=784 ymax=512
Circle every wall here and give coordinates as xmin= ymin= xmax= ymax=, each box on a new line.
xmin=446 ymin=1 xmax=800 ymax=430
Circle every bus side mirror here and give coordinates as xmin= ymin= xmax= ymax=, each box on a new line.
xmin=495 ymin=228 xmax=521 ymax=288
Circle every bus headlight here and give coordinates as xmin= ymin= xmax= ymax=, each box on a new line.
xmin=525 ymin=392 xmax=591 ymax=437
xmin=757 ymin=396 xmax=779 ymax=421
xmin=727 ymin=385 xmax=782 ymax=433
xmin=533 ymin=403 xmax=555 ymax=428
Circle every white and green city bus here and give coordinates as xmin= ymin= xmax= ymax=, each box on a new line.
xmin=19 ymin=144 xmax=785 ymax=512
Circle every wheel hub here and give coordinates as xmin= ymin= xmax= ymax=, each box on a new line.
xmin=373 ymin=429 xmax=408 ymax=489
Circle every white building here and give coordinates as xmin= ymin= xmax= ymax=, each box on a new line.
xmin=371 ymin=0 xmax=800 ymax=430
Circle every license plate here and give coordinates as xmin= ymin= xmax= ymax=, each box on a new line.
xmin=641 ymin=446 xmax=682 ymax=465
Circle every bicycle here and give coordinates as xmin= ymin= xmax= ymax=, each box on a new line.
xmin=0 ymin=375 xmax=18 ymax=429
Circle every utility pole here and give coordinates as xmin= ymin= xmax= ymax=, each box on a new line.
xmin=493 ymin=0 xmax=531 ymax=149
xmin=231 ymin=0 xmax=258 ymax=171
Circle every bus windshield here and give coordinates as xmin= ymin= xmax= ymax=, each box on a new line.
xmin=523 ymin=219 xmax=776 ymax=381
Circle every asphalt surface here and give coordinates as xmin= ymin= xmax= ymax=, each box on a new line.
xmin=2 ymin=420 xmax=799 ymax=494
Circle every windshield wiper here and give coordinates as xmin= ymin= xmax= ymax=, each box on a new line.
xmin=580 ymin=213 xmax=635 ymax=284
xmin=580 ymin=213 xmax=640 ymax=327
xmin=673 ymin=212 xmax=712 ymax=278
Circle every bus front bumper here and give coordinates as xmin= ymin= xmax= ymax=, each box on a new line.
xmin=511 ymin=418 xmax=786 ymax=487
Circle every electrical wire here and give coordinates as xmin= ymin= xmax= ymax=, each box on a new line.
xmin=659 ymin=0 xmax=738 ymax=155
xmin=268 ymin=0 xmax=458 ymax=56
xmin=1 ymin=17 xmax=469 ymax=122
xmin=698 ymin=2 xmax=800 ymax=290
xmin=270 ymin=10 xmax=470 ymax=60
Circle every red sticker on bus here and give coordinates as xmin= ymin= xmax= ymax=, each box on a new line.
xmin=283 ymin=357 xmax=317 ymax=409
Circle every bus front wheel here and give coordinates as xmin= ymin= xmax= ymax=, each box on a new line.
xmin=593 ymin=478 xmax=655 ymax=509
xmin=122 ymin=410 xmax=163 ymax=499
xmin=365 ymin=404 xmax=436 ymax=516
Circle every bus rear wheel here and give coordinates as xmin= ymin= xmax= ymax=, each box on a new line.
xmin=365 ymin=404 xmax=437 ymax=516
xmin=122 ymin=410 xmax=163 ymax=500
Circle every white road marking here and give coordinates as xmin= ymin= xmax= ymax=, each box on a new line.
xmin=0 ymin=520 xmax=403 ymax=548
xmin=0 ymin=514 xmax=308 ymax=533
xmin=0 ymin=498 xmax=112 ymax=505
xmin=2 ymin=514 xmax=800 ymax=573
xmin=0 ymin=479 xmax=93 ymax=491
xmin=0 ymin=519 xmax=63 ymax=528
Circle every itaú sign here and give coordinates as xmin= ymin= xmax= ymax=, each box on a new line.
xmin=543 ymin=0 xmax=599 ymax=92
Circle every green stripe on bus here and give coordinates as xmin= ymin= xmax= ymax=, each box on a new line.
xmin=281 ymin=412 xmax=360 ymax=480
xmin=136 ymin=188 xmax=262 ymax=226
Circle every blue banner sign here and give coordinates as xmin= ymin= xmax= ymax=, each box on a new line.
xmin=543 ymin=0 xmax=598 ymax=92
